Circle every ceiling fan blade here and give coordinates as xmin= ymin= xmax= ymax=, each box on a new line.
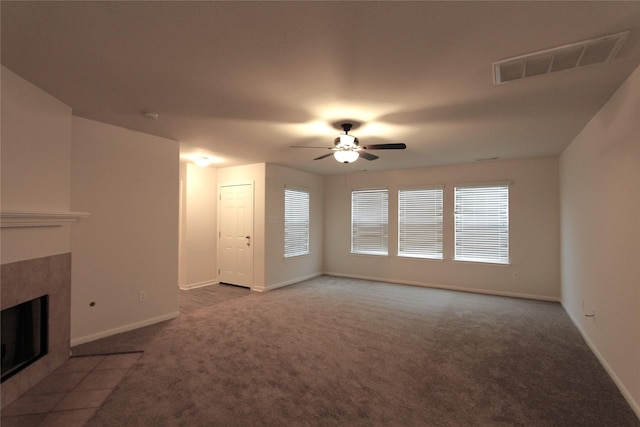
xmin=290 ymin=145 xmax=333 ymax=149
xmin=314 ymin=153 xmax=335 ymax=160
xmin=359 ymin=152 xmax=379 ymax=161
xmin=363 ymin=143 xmax=407 ymax=150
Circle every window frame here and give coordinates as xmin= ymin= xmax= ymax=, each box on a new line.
xmin=284 ymin=186 xmax=310 ymax=258
xmin=351 ymin=188 xmax=389 ymax=256
xmin=454 ymin=183 xmax=510 ymax=265
xmin=398 ymin=187 xmax=444 ymax=260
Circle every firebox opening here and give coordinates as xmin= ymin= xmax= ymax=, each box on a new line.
xmin=1 ymin=295 xmax=49 ymax=383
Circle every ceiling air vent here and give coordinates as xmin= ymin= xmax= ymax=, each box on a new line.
xmin=493 ymin=31 xmax=630 ymax=85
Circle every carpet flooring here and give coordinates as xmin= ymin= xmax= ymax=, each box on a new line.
xmin=72 ymin=276 xmax=639 ymax=426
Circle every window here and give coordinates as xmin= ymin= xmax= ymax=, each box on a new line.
xmin=284 ymin=188 xmax=309 ymax=257
xmin=351 ymin=189 xmax=388 ymax=255
xmin=398 ymin=188 xmax=443 ymax=259
xmin=454 ymin=184 xmax=509 ymax=264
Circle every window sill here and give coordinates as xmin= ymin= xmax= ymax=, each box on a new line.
xmin=350 ymin=253 xmax=389 ymax=258
xmin=398 ymin=254 xmax=444 ymax=261
xmin=284 ymin=253 xmax=311 ymax=259
xmin=453 ymin=259 xmax=511 ymax=267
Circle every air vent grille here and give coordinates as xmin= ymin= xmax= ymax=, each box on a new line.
xmin=494 ymin=31 xmax=629 ymax=85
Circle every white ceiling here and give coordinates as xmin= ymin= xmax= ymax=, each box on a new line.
xmin=2 ymin=1 xmax=639 ymax=175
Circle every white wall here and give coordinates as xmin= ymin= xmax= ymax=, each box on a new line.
xmin=0 ymin=65 xmax=75 ymax=406
xmin=264 ymin=164 xmax=323 ymax=290
xmin=179 ymin=162 xmax=218 ymax=289
xmin=203 ymin=163 xmax=323 ymax=292
xmin=0 ymin=66 xmax=73 ymax=264
xmin=217 ymin=163 xmax=266 ymax=290
xmin=70 ymin=117 xmax=179 ymax=345
xmin=324 ymin=157 xmax=560 ymax=300
xmin=560 ymin=65 xmax=640 ymax=416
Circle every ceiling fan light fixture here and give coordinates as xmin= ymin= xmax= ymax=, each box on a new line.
xmin=338 ymin=133 xmax=357 ymax=147
xmin=334 ymin=150 xmax=359 ymax=163
xmin=290 ymin=120 xmax=405 ymax=163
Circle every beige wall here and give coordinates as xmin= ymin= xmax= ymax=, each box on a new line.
xmin=198 ymin=163 xmax=322 ymax=292
xmin=560 ymin=65 xmax=640 ymax=416
xmin=264 ymin=164 xmax=324 ymax=290
xmin=0 ymin=66 xmax=74 ymax=406
xmin=323 ymin=157 xmax=560 ymax=300
xmin=4 ymin=60 xmax=636 ymax=415
xmin=70 ymin=117 xmax=179 ymax=345
xmin=2 ymin=66 xmax=181 ymax=348
xmin=1 ymin=66 xmax=73 ymax=264
xmin=179 ymin=162 xmax=218 ymax=289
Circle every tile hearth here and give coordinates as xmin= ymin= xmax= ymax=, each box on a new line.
xmin=1 ymin=352 xmax=141 ymax=427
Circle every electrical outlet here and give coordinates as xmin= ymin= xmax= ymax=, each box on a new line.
xmin=138 ymin=291 xmax=147 ymax=303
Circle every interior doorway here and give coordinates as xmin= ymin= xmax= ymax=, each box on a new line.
xmin=218 ymin=183 xmax=254 ymax=288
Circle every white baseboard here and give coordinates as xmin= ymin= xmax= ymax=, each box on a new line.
xmin=322 ymin=272 xmax=560 ymax=302
xmin=179 ymin=279 xmax=218 ymax=290
xmin=70 ymin=311 xmax=180 ymax=347
xmin=253 ymin=272 xmax=323 ymax=293
xmin=561 ymin=301 xmax=640 ymax=419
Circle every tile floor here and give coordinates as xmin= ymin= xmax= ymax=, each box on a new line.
xmin=1 ymin=352 xmax=142 ymax=427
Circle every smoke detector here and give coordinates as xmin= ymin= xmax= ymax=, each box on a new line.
xmin=142 ymin=110 xmax=159 ymax=120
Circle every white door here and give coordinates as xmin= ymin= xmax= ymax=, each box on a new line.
xmin=218 ymin=184 xmax=254 ymax=288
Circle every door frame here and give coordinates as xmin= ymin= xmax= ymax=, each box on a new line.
xmin=217 ymin=181 xmax=255 ymax=289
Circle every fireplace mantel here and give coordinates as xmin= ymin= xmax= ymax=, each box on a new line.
xmin=0 ymin=210 xmax=90 ymax=228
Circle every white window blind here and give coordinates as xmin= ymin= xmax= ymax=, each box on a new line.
xmin=284 ymin=188 xmax=309 ymax=257
xmin=351 ymin=189 xmax=388 ymax=255
xmin=454 ymin=184 xmax=509 ymax=264
xmin=398 ymin=188 xmax=443 ymax=259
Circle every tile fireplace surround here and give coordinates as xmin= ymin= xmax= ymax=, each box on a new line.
xmin=1 ymin=253 xmax=71 ymax=408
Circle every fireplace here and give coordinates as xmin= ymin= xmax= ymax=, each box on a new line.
xmin=0 ymin=253 xmax=71 ymax=408
xmin=1 ymin=295 xmax=49 ymax=382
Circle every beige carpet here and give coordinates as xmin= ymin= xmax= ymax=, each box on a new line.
xmin=73 ymin=276 xmax=639 ymax=426
xmin=179 ymin=283 xmax=251 ymax=315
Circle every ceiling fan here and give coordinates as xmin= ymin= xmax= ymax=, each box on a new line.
xmin=290 ymin=123 xmax=407 ymax=163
